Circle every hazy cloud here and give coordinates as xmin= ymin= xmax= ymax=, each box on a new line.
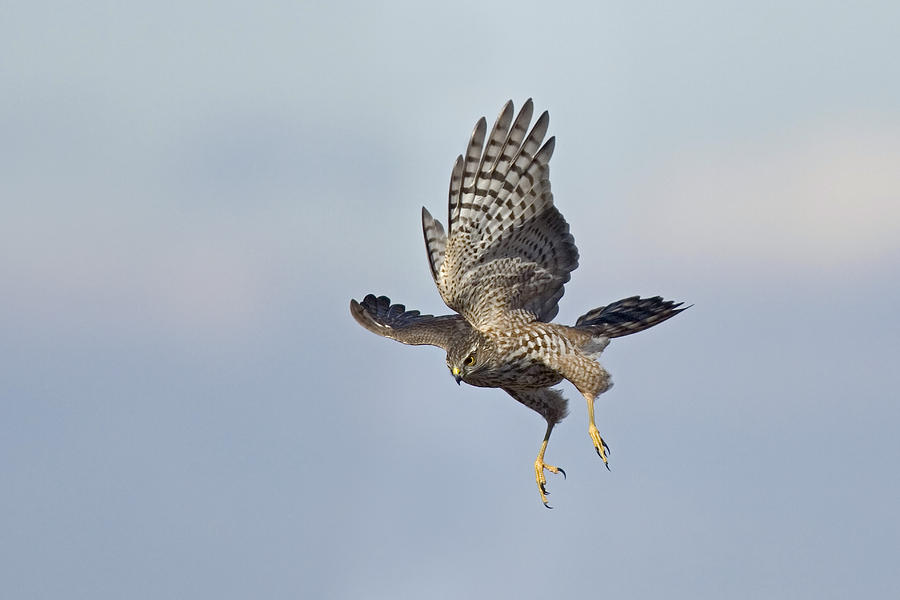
xmin=627 ymin=116 xmax=900 ymax=270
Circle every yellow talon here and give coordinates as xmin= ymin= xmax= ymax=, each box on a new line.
xmin=589 ymin=422 xmax=610 ymax=468
xmin=534 ymin=429 xmax=565 ymax=507
xmin=585 ymin=392 xmax=611 ymax=470
xmin=535 ymin=457 xmax=565 ymax=507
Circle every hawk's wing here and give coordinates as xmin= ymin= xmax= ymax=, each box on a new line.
xmin=350 ymin=294 xmax=470 ymax=350
xmin=422 ymin=99 xmax=578 ymax=329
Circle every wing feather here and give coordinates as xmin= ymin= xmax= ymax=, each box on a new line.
xmin=350 ymin=294 xmax=469 ymax=350
xmin=450 ymin=117 xmax=487 ymax=231
xmin=421 ymin=207 xmax=446 ymax=282
xmin=446 ymin=154 xmax=463 ymax=226
xmin=477 ymin=100 xmax=515 ymax=189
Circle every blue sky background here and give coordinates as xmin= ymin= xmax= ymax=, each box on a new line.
xmin=2 ymin=2 xmax=899 ymax=598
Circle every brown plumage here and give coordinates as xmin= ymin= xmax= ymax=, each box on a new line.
xmin=351 ymin=99 xmax=686 ymax=507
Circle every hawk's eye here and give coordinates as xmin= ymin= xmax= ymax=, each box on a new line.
xmin=464 ymin=354 xmax=476 ymax=366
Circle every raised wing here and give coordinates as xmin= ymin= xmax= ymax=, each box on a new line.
xmin=350 ymin=294 xmax=470 ymax=350
xmin=427 ymin=99 xmax=579 ymax=328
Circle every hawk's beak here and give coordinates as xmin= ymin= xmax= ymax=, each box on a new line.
xmin=452 ymin=366 xmax=461 ymax=385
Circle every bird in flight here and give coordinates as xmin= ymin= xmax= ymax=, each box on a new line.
xmin=351 ymin=99 xmax=685 ymax=507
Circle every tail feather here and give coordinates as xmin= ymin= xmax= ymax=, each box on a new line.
xmin=575 ymin=296 xmax=687 ymax=338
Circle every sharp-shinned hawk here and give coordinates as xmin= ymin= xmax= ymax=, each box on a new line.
xmin=351 ymin=99 xmax=686 ymax=507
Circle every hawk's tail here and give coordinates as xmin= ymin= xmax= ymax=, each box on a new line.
xmin=574 ymin=296 xmax=687 ymax=339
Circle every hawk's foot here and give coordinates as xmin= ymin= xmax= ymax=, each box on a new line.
xmin=535 ymin=456 xmax=566 ymax=509
xmin=588 ymin=422 xmax=611 ymax=470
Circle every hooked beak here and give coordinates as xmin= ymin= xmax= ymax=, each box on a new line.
xmin=452 ymin=366 xmax=462 ymax=385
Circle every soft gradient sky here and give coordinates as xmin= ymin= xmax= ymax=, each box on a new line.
xmin=3 ymin=2 xmax=899 ymax=598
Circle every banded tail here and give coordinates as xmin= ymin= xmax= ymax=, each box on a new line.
xmin=575 ymin=296 xmax=686 ymax=339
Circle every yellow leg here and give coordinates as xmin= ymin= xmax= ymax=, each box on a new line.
xmin=585 ymin=394 xmax=611 ymax=469
xmin=534 ymin=421 xmax=566 ymax=508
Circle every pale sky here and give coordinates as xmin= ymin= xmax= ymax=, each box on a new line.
xmin=2 ymin=2 xmax=899 ymax=598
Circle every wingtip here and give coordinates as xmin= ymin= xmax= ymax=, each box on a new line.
xmin=349 ymin=297 xmax=365 ymax=322
xmin=538 ymin=136 xmax=556 ymax=161
xmin=350 ymin=294 xmax=382 ymax=313
xmin=350 ymin=294 xmax=393 ymax=329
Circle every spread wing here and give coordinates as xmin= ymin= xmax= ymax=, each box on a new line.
xmin=350 ymin=294 xmax=470 ymax=350
xmin=421 ymin=99 xmax=578 ymax=329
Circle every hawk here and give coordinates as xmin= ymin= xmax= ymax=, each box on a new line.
xmin=351 ymin=99 xmax=685 ymax=507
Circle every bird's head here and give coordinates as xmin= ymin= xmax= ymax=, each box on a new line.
xmin=446 ymin=334 xmax=489 ymax=385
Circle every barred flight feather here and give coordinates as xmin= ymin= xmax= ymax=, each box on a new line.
xmin=421 ymin=207 xmax=446 ymax=282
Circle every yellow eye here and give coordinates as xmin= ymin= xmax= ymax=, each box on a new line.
xmin=464 ymin=354 xmax=476 ymax=366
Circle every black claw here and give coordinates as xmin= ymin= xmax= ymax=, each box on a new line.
xmin=543 ymin=501 xmax=553 ymax=509
xmin=558 ymin=467 xmax=566 ymax=479
xmin=605 ymin=462 xmax=611 ymax=472
xmin=595 ymin=447 xmax=602 ymax=457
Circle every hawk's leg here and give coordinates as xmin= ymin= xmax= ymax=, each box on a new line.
xmin=534 ymin=421 xmax=566 ymax=508
xmin=585 ymin=393 xmax=611 ymax=469
xmin=547 ymin=351 xmax=612 ymax=469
